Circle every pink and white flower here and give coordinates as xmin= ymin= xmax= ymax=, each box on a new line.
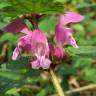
xmin=2 ymin=19 xmax=51 ymax=69
xmin=2 ymin=11 xmax=84 ymax=69
xmin=55 ymin=12 xmax=84 ymax=48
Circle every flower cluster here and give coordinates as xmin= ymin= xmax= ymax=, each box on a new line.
xmin=2 ymin=12 xmax=84 ymax=69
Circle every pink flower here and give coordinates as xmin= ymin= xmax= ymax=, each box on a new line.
xmin=2 ymin=19 xmax=51 ymax=69
xmin=2 ymin=12 xmax=84 ymax=68
xmin=55 ymin=26 xmax=78 ymax=48
xmin=55 ymin=12 xmax=84 ymax=48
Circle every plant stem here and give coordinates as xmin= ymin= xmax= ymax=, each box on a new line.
xmin=30 ymin=14 xmax=39 ymax=29
xmin=24 ymin=14 xmax=39 ymax=29
xmin=66 ymin=84 xmax=96 ymax=94
xmin=49 ymin=69 xmax=66 ymax=96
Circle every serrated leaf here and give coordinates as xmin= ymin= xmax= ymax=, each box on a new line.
xmin=0 ymin=57 xmax=41 ymax=95
xmin=0 ymin=69 xmax=24 ymax=80
xmin=0 ymin=0 xmax=64 ymax=17
xmin=67 ymin=45 xmax=96 ymax=59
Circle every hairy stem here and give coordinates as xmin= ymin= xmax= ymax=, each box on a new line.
xmin=50 ymin=69 xmax=66 ymax=96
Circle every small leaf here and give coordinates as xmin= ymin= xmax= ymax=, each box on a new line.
xmin=5 ymin=87 xmax=20 ymax=96
xmin=39 ymin=16 xmax=57 ymax=32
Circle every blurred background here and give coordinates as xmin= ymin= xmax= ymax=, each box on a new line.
xmin=0 ymin=0 xmax=96 ymax=96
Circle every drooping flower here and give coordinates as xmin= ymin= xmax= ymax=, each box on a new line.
xmin=55 ymin=26 xmax=78 ymax=48
xmin=2 ymin=19 xmax=51 ymax=69
xmin=18 ymin=29 xmax=51 ymax=69
xmin=2 ymin=12 xmax=84 ymax=68
xmin=55 ymin=12 xmax=84 ymax=48
xmin=28 ymin=29 xmax=51 ymax=69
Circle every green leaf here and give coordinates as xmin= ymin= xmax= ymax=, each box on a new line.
xmin=39 ymin=16 xmax=57 ymax=32
xmin=37 ymin=89 xmax=46 ymax=96
xmin=0 ymin=69 xmax=24 ymax=80
xmin=67 ymin=45 xmax=96 ymax=59
xmin=0 ymin=57 xmax=41 ymax=95
xmin=84 ymin=68 xmax=96 ymax=83
xmin=0 ymin=2 xmax=10 ymax=9
xmin=0 ymin=0 xmax=64 ymax=17
xmin=5 ymin=87 xmax=20 ymax=96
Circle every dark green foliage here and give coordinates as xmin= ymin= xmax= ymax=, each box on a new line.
xmin=0 ymin=0 xmax=65 ymax=17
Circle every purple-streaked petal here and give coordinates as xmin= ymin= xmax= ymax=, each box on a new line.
xmin=2 ymin=19 xmax=31 ymax=34
xmin=31 ymin=29 xmax=49 ymax=56
xmin=30 ymin=60 xmax=40 ymax=69
xmin=41 ymin=59 xmax=51 ymax=69
xmin=18 ymin=35 xmax=32 ymax=52
xmin=59 ymin=12 xmax=84 ymax=25
xmin=55 ymin=25 xmax=78 ymax=48
xmin=39 ymin=56 xmax=51 ymax=69
xmin=12 ymin=47 xmax=22 ymax=60
xmin=11 ymin=28 xmax=50 ymax=69
xmin=55 ymin=25 xmax=73 ymax=45
xmin=16 ymin=29 xmax=49 ymax=57
xmin=30 ymin=56 xmax=51 ymax=69
xmin=67 ymin=36 xmax=78 ymax=48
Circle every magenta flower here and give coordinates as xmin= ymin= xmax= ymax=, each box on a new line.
xmin=55 ymin=26 xmax=78 ymax=48
xmin=2 ymin=19 xmax=51 ymax=69
xmin=55 ymin=12 xmax=84 ymax=48
xmin=2 ymin=12 xmax=84 ymax=69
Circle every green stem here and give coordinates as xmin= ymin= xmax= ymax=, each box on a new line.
xmin=50 ymin=69 xmax=66 ymax=96
xmin=29 ymin=14 xmax=39 ymax=29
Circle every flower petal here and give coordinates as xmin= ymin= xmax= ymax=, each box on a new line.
xmin=31 ymin=29 xmax=49 ymax=56
xmin=41 ymin=59 xmax=51 ymax=69
xmin=39 ymin=56 xmax=51 ymax=69
xmin=2 ymin=19 xmax=31 ymax=34
xmin=18 ymin=35 xmax=32 ymax=52
xmin=55 ymin=25 xmax=73 ymax=45
xmin=32 ymin=29 xmax=47 ymax=43
xmin=30 ymin=56 xmax=51 ymax=69
xmin=16 ymin=29 xmax=49 ymax=57
xmin=12 ymin=47 xmax=22 ymax=60
xmin=59 ymin=12 xmax=84 ymax=25
xmin=30 ymin=60 xmax=40 ymax=69
xmin=55 ymin=25 xmax=78 ymax=48
xmin=67 ymin=36 xmax=78 ymax=48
